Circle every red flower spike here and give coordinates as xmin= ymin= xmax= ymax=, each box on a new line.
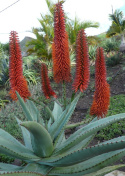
xmin=72 ymin=29 xmax=90 ymax=92
xmin=9 ymin=31 xmax=31 ymax=101
xmin=52 ymin=2 xmax=71 ymax=83
xmin=41 ymin=63 xmax=57 ymax=99
xmin=90 ymin=47 xmax=110 ymax=119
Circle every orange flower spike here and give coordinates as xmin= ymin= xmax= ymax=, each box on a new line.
xmin=53 ymin=2 xmax=71 ymax=83
xmin=90 ymin=47 xmax=110 ymax=119
xmin=72 ymin=29 xmax=90 ymax=92
xmin=9 ymin=31 xmax=31 ymax=101
xmin=41 ymin=63 xmax=57 ymax=99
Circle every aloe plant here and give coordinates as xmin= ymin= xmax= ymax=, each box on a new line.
xmin=0 ymin=92 xmax=125 ymax=175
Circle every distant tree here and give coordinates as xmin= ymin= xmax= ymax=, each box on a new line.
xmin=66 ymin=17 xmax=100 ymax=52
xmin=26 ymin=0 xmax=55 ymax=61
xmin=27 ymin=0 xmax=100 ymax=61
xmin=106 ymin=9 xmax=125 ymax=52
xmin=2 ymin=43 xmax=9 ymax=55
xmin=26 ymin=15 xmax=54 ymax=61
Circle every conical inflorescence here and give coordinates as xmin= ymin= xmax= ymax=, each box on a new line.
xmin=72 ymin=29 xmax=90 ymax=92
xmin=52 ymin=2 xmax=71 ymax=83
xmin=9 ymin=31 xmax=31 ymax=100
xmin=41 ymin=63 xmax=57 ymax=99
xmin=90 ymin=47 xmax=110 ymax=119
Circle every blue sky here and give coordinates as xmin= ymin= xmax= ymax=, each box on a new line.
xmin=0 ymin=0 xmax=125 ymax=43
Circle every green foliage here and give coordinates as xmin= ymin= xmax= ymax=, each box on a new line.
xmin=0 ymin=43 xmax=9 ymax=87
xmin=23 ymin=69 xmax=39 ymax=85
xmin=0 ymin=58 xmax=9 ymax=87
xmin=0 ymin=112 xmax=22 ymax=140
xmin=96 ymin=94 xmax=125 ymax=141
xmin=2 ymin=43 xmax=9 ymax=55
xmin=0 ymin=153 xmax=14 ymax=163
xmin=106 ymin=53 xmax=121 ymax=67
xmin=0 ymin=83 xmax=54 ymax=135
xmin=97 ymin=32 xmax=106 ymax=39
xmin=23 ymin=55 xmax=40 ymax=85
xmin=26 ymin=0 xmax=99 ymax=60
xmin=106 ymin=9 xmax=125 ymax=37
xmin=0 ymin=89 xmax=8 ymax=100
xmin=23 ymin=56 xmax=38 ymax=70
xmin=100 ymin=37 xmax=120 ymax=52
xmin=0 ymin=43 xmax=4 ymax=69
xmin=26 ymin=10 xmax=54 ymax=61
xmin=1 ymin=2 xmax=125 ymax=176
xmin=66 ymin=16 xmax=99 ymax=51
xmin=0 ymin=101 xmax=25 ymax=139
xmin=0 ymin=93 xmax=125 ymax=175
xmin=0 ymin=99 xmax=9 ymax=109
xmin=88 ymin=45 xmax=97 ymax=62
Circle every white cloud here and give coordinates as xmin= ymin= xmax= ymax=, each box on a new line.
xmin=64 ymin=0 xmax=125 ymax=35
xmin=0 ymin=0 xmax=48 ymax=43
xmin=0 ymin=0 xmax=125 ymax=43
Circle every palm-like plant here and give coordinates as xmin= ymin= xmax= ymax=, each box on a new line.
xmin=26 ymin=16 xmax=54 ymax=61
xmin=26 ymin=0 xmax=55 ymax=61
xmin=66 ymin=16 xmax=100 ymax=52
xmin=0 ymin=43 xmax=4 ymax=73
xmin=26 ymin=0 xmax=100 ymax=61
xmin=106 ymin=9 xmax=125 ymax=51
xmin=0 ymin=43 xmax=9 ymax=87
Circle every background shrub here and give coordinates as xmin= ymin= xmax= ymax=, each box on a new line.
xmin=96 ymin=94 xmax=125 ymax=141
xmin=106 ymin=53 xmax=121 ymax=67
xmin=100 ymin=37 xmax=120 ymax=53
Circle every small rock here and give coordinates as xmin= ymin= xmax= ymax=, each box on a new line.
xmin=12 ymin=159 xmax=22 ymax=166
xmin=105 ymin=170 xmax=125 ymax=176
xmin=122 ymin=129 xmax=125 ymax=134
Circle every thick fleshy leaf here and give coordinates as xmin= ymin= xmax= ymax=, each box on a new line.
xmin=48 ymin=149 xmax=125 ymax=176
xmin=0 ymin=163 xmax=23 ymax=171
xmin=21 ymin=121 xmax=53 ymax=157
xmin=25 ymin=100 xmax=41 ymax=122
xmin=49 ymin=106 xmax=69 ymax=139
xmin=52 ymin=101 xmax=63 ymax=121
xmin=53 ymin=118 xmax=97 ymax=155
xmin=54 ymin=113 xmax=125 ymax=154
xmin=84 ymin=164 xmax=125 ymax=176
xmin=0 ymin=128 xmax=25 ymax=148
xmin=16 ymin=92 xmax=33 ymax=121
xmin=47 ymin=118 xmax=52 ymax=129
xmin=39 ymin=136 xmax=125 ymax=167
xmin=22 ymin=163 xmax=52 ymax=175
xmin=0 ymin=172 xmax=44 ymax=176
xmin=64 ymin=134 xmax=95 ymax=155
xmin=49 ymin=93 xmax=81 ymax=142
xmin=62 ymin=118 xmax=97 ymax=154
xmin=16 ymin=118 xmax=32 ymax=150
xmin=54 ymin=132 xmax=65 ymax=149
xmin=0 ymin=136 xmax=40 ymax=161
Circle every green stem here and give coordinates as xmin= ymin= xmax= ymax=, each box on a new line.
xmin=62 ymin=81 xmax=67 ymax=109
xmin=53 ymin=98 xmax=63 ymax=108
xmin=65 ymin=117 xmax=94 ymax=129
xmin=29 ymin=98 xmax=55 ymax=122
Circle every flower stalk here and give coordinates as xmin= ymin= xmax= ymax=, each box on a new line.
xmin=52 ymin=2 xmax=71 ymax=83
xmin=62 ymin=81 xmax=67 ymax=108
xmin=90 ymin=47 xmax=110 ymax=119
xmin=72 ymin=29 xmax=90 ymax=93
xmin=9 ymin=31 xmax=31 ymax=101
xmin=41 ymin=63 xmax=57 ymax=99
